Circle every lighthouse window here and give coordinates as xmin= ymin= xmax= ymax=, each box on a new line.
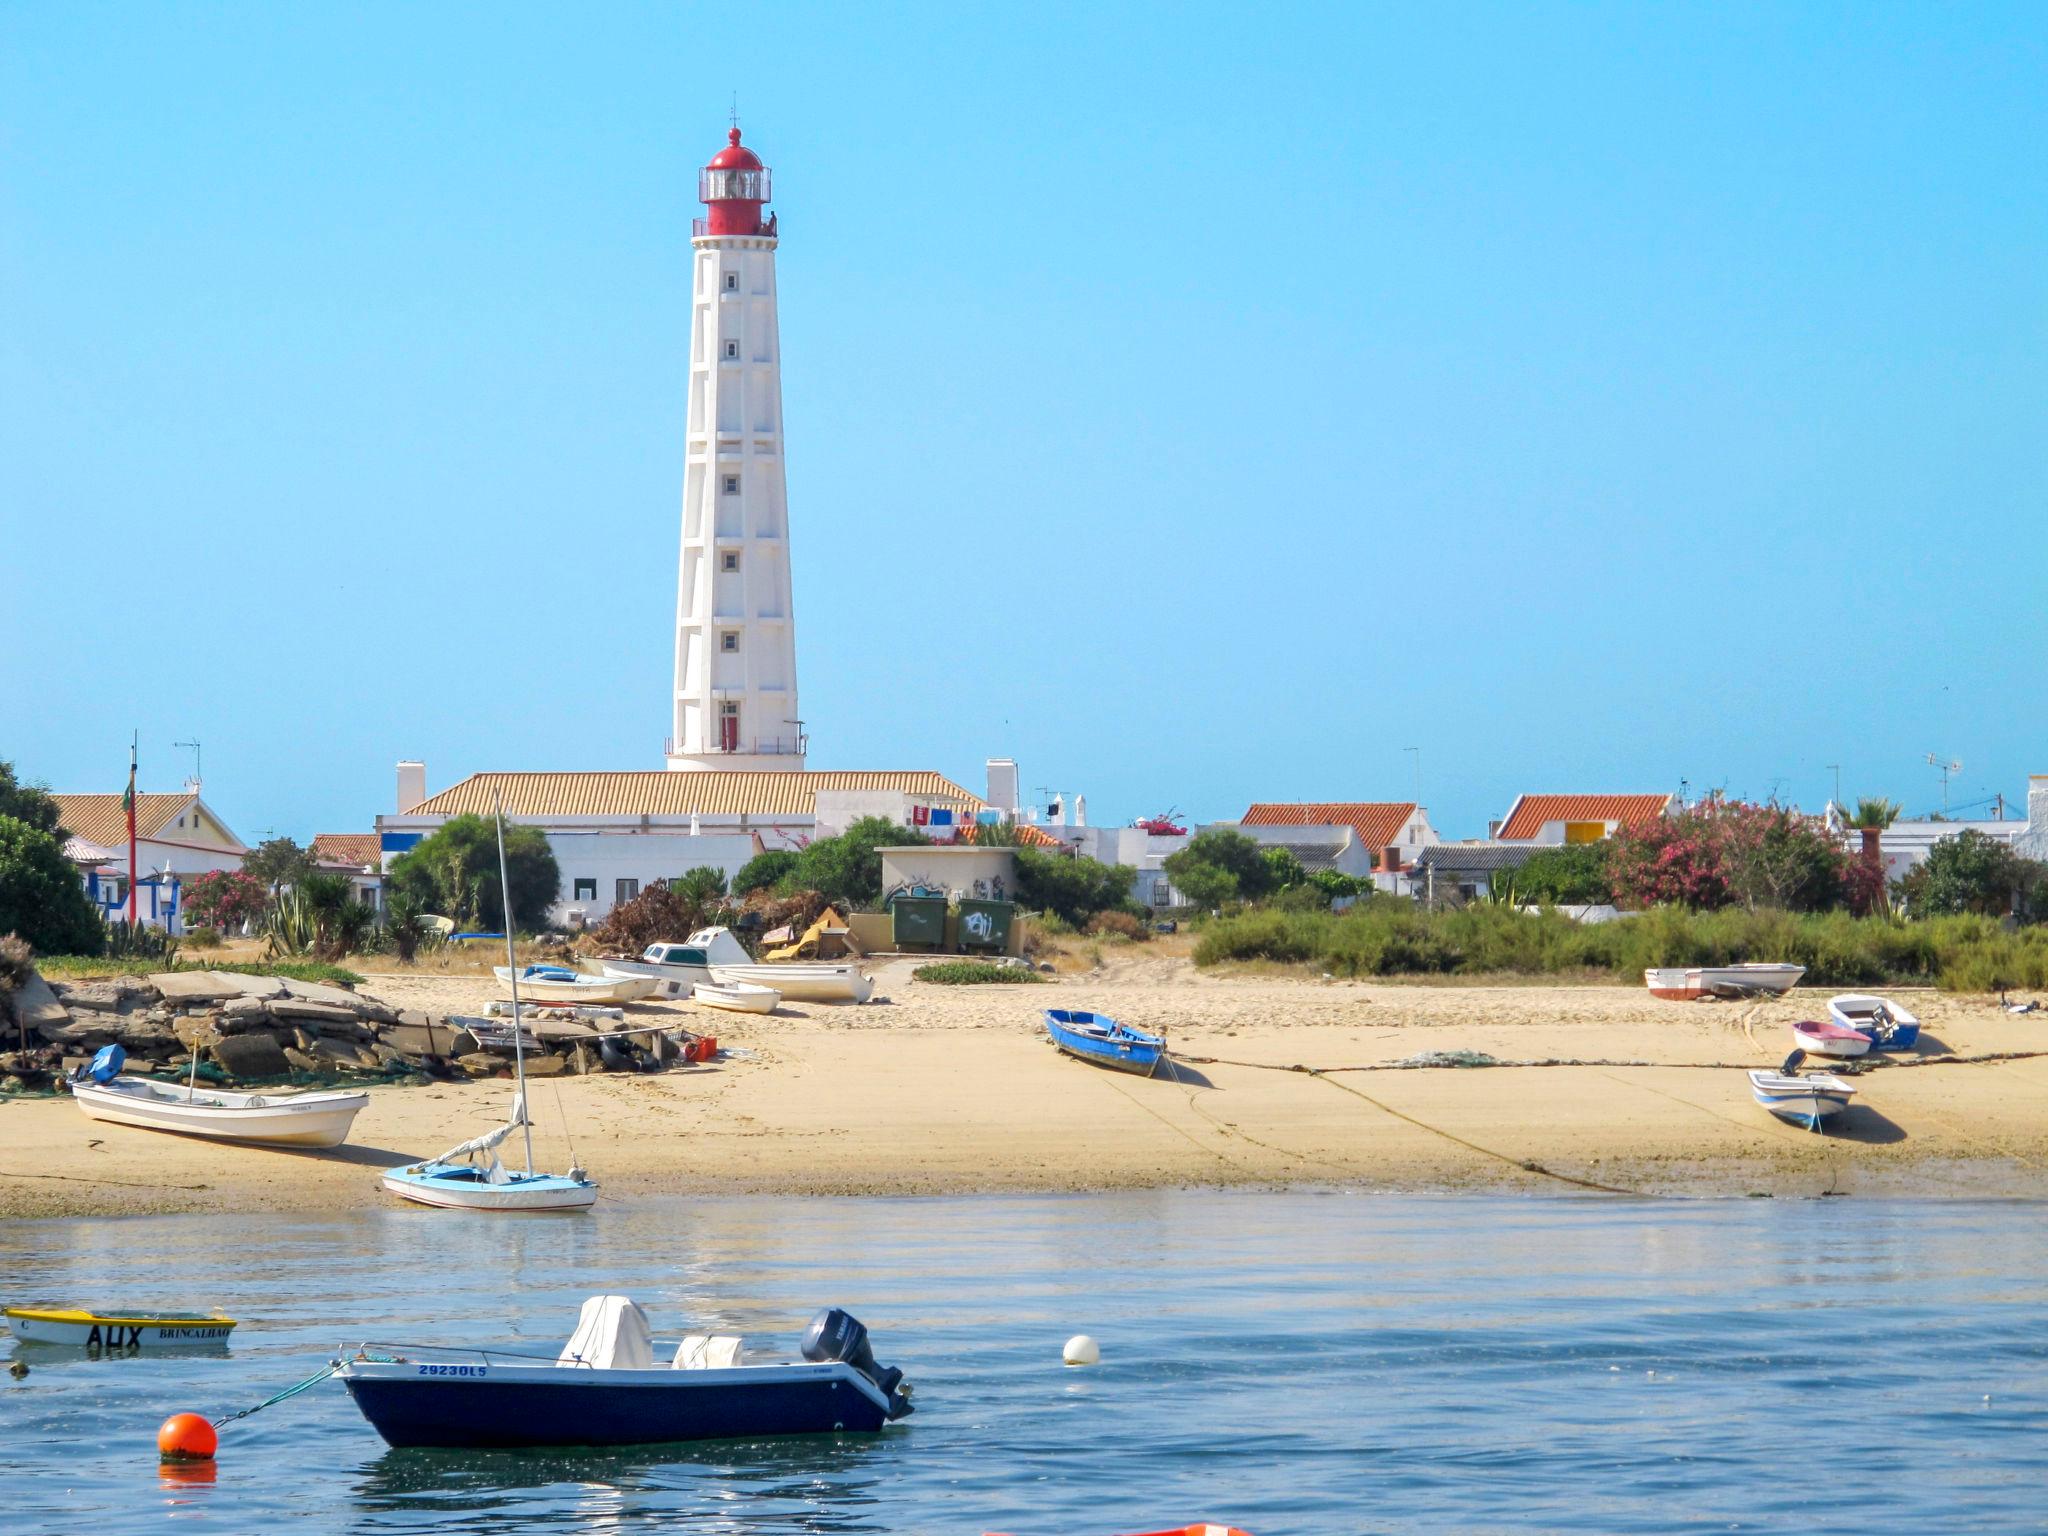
xmin=723 ymin=474 xmax=740 ymax=495
xmin=721 ymin=632 xmax=740 ymax=652
xmin=724 ymin=272 xmax=738 ymax=291
xmin=721 ymin=551 xmax=740 ymax=572
xmin=724 ymin=340 xmax=739 ymax=359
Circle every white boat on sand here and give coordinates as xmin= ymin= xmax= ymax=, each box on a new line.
xmin=1827 ymin=993 xmax=1921 ymax=1051
xmin=1646 ymin=963 xmax=1805 ymax=1001
xmin=690 ymin=981 xmax=780 ymax=1015
xmin=70 ymin=1066 xmax=367 ymax=1149
xmin=1791 ymin=1017 xmax=1870 ymax=1058
xmin=495 ymin=966 xmax=657 ymax=1005
xmin=603 ymin=928 xmax=873 ymax=1004
xmin=1748 ymin=1052 xmax=1856 ymax=1131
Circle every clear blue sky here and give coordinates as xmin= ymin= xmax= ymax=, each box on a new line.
xmin=4 ymin=2 xmax=2042 ymax=843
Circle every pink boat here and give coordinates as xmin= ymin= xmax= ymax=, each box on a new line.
xmin=1791 ymin=1018 xmax=1870 ymax=1058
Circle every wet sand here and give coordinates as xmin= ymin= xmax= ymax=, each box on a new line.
xmin=6 ymin=952 xmax=2048 ymax=1216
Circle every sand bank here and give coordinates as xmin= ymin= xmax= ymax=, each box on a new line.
xmin=6 ymin=953 xmax=2048 ymax=1217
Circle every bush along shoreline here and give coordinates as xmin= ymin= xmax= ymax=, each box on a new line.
xmin=1193 ymin=902 xmax=2048 ymax=991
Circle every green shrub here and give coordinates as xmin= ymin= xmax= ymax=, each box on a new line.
xmin=1013 ymin=846 xmax=1137 ymax=927
xmin=0 ymin=816 xmax=106 ymax=956
xmin=1191 ymin=901 xmax=2048 ymax=992
xmin=912 ymin=960 xmax=1046 ymax=985
xmin=183 ymin=925 xmax=223 ymax=949
xmin=1084 ymin=910 xmax=1149 ymax=943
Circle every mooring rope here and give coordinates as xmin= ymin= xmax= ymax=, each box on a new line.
xmin=211 ymin=1362 xmax=341 ymax=1429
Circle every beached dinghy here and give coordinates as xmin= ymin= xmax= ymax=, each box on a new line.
xmin=602 ymin=931 xmax=872 ymax=1003
xmin=1791 ymin=1018 xmax=1870 ymax=1058
xmin=1044 ymin=1009 xmax=1165 ymax=1077
xmin=1646 ymin=963 xmax=1805 ymax=1000
xmin=690 ymin=980 xmax=780 ymax=1014
xmin=1827 ymin=993 xmax=1921 ymax=1051
xmin=495 ymin=966 xmax=657 ymax=1005
xmin=1749 ymin=1049 xmax=1857 ymax=1131
xmin=69 ymin=1046 xmax=367 ymax=1149
xmin=3 ymin=1306 xmax=236 ymax=1348
xmin=336 ymin=1297 xmax=914 ymax=1448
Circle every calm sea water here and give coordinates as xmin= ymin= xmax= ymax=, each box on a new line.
xmin=3 ymin=1191 xmax=2045 ymax=1535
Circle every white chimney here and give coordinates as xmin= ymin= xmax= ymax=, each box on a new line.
xmin=396 ymin=760 xmax=426 ymax=814
xmin=986 ymin=757 xmax=1019 ymax=817
xmin=1075 ymin=794 xmax=1087 ymax=827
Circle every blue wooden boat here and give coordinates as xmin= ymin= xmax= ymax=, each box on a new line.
xmin=335 ymin=1298 xmax=913 ymax=1448
xmin=1044 ymin=1009 xmax=1165 ymax=1077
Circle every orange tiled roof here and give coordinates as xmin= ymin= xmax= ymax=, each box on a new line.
xmin=1497 ymin=793 xmax=1673 ymax=840
xmin=311 ymin=833 xmax=380 ymax=868
xmin=402 ymin=770 xmax=984 ymax=821
xmin=1241 ymin=801 xmax=1419 ymax=852
xmin=52 ymin=794 xmax=193 ymax=847
xmin=1013 ymin=824 xmax=1061 ymax=849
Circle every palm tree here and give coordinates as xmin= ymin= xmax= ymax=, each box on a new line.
xmin=1845 ymin=797 xmax=1903 ymax=861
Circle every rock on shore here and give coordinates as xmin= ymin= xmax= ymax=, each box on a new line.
xmin=0 ymin=968 xmax=688 ymax=1091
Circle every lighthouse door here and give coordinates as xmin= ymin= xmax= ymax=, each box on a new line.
xmin=719 ymin=702 xmax=741 ymax=753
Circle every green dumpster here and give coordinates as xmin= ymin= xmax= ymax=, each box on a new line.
xmin=891 ymin=895 xmax=949 ymax=948
xmin=956 ymin=898 xmax=1014 ymax=951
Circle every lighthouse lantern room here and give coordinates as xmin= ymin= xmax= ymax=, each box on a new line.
xmin=667 ymin=127 xmax=804 ymax=772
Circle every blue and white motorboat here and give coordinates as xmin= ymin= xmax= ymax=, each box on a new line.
xmin=1044 ymin=1009 xmax=1165 ymax=1077
xmin=1747 ymin=1050 xmax=1857 ymax=1132
xmin=1827 ymin=993 xmax=1921 ymax=1051
xmin=335 ymin=1297 xmax=914 ymax=1448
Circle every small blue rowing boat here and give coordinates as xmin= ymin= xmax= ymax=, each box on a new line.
xmin=1044 ymin=1009 xmax=1165 ymax=1077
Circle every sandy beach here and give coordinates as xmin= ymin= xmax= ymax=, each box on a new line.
xmin=6 ymin=952 xmax=2048 ymax=1217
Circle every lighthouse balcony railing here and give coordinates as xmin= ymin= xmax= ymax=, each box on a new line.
xmin=692 ymin=214 xmax=778 ymax=238
xmin=664 ymin=734 xmax=809 ymax=759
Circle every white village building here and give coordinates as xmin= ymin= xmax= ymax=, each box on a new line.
xmin=52 ymin=791 xmax=248 ymax=933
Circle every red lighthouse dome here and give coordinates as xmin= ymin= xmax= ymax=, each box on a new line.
xmin=699 ymin=127 xmax=772 ymax=237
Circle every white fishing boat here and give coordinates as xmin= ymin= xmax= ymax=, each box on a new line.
xmin=690 ymin=980 xmax=780 ymax=1015
xmin=494 ymin=966 xmax=657 ymax=1005
xmin=1645 ymin=963 xmax=1805 ymax=1001
xmin=384 ymin=795 xmax=598 ymax=1213
xmin=1748 ymin=1050 xmax=1857 ymax=1131
xmin=68 ymin=1048 xmax=367 ymax=1149
xmin=4 ymin=1306 xmax=237 ymax=1348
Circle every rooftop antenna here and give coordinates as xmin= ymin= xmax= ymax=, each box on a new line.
xmin=1826 ymin=763 xmax=1841 ymax=810
xmin=174 ymin=738 xmax=202 ymax=794
xmin=1926 ymin=752 xmax=1962 ymax=815
xmin=730 ymin=93 xmax=739 ymax=130
xmin=1678 ymin=778 xmax=1690 ymax=808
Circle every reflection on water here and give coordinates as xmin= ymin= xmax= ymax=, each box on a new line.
xmin=6 ymin=1192 xmax=2048 ymax=1535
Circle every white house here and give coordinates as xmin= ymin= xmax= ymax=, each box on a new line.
xmin=309 ymin=833 xmax=385 ymax=913
xmin=1493 ymin=793 xmax=1674 ymax=845
xmin=1205 ymin=821 xmax=1382 ymax=881
xmin=374 ymin=763 xmax=993 ymax=927
xmin=53 ymin=792 xmax=248 ymax=933
xmin=1239 ymin=802 xmax=1439 ymax=871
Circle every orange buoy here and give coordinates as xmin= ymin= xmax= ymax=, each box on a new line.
xmin=157 ymin=1412 xmax=218 ymax=1461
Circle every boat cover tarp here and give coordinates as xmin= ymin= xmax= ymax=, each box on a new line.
xmin=559 ymin=1295 xmax=652 ymax=1369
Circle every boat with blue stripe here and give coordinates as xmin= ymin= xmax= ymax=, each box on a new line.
xmin=1043 ymin=1009 xmax=1166 ymax=1077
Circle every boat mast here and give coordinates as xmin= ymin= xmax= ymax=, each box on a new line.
xmin=492 ymin=789 xmax=535 ymax=1176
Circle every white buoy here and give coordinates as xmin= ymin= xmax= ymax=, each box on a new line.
xmin=1063 ymin=1334 xmax=1100 ymax=1367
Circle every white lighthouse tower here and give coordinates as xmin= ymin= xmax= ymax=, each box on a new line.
xmin=665 ymin=126 xmax=805 ymax=773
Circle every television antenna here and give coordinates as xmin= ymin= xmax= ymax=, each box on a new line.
xmin=174 ymin=738 xmax=202 ymax=794
xmin=1825 ymin=763 xmax=1841 ymax=810
xmin=1926 ymin=752 xmax=1962 ymax=815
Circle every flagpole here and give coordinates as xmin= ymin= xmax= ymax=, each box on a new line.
xmin=126 ymin=732 xmax=138 ymax=927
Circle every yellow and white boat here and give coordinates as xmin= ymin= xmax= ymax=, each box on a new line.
xmin=3 ymin=1306 xmax=237 ymax=1348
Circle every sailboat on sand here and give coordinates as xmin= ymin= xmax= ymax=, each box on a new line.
xmin=381 ymin=794 xmax=597 ymax=1212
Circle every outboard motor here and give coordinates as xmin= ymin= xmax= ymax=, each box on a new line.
xmin=801 ymin=1308 xmax=913 ymax=1419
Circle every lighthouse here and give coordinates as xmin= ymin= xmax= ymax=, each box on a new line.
xmin=665 ymin=127 xmax=805 ymax=772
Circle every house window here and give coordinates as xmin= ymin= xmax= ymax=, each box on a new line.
xmin=721 ymin=550 xmax=740 ymax=572
xmin=723 ymin=339 xmax=739 ymax=359
xmin=573 ymin=878 xmax=596 ymax=901
xmin=724 ymin=272 xmax=738 ymax=291
xmin=721 ymin=632 xmax=739 ymax=652
xmin=616 ymin=878 xmax=639 ymax=904
xmin=723 ymin=474 xmax=739 ymax=495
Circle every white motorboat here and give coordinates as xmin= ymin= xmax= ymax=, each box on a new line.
xmin=1827 ymin=993 xmax=1921 ymax=1051
xmin=1646 ymin=963 xmax=1805 ymax=1001
xmin=494 ymin=965 xmax=658 ymax=1005
xmin=69 ymin=1054 xmax=367 ymax=1149
xmin=696 ymin=926 xmax=873 ymax=1003
xmin=1748 ymin=1057 xmax=1857 ymax=1131
xmin=690 ymin=980 xmax=780 ymax=1015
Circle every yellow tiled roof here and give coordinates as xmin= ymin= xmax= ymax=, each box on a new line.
xmin=52 ymin=794 xmax=192 ymax=846
xmin=403 ymin=771 xmax=984 ymax=821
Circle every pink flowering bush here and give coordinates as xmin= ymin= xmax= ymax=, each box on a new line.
xmin=1607 ymin=796 xmax=1853 ymax=913
xmin=183 ymin=868 xmax=268 ymax=931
